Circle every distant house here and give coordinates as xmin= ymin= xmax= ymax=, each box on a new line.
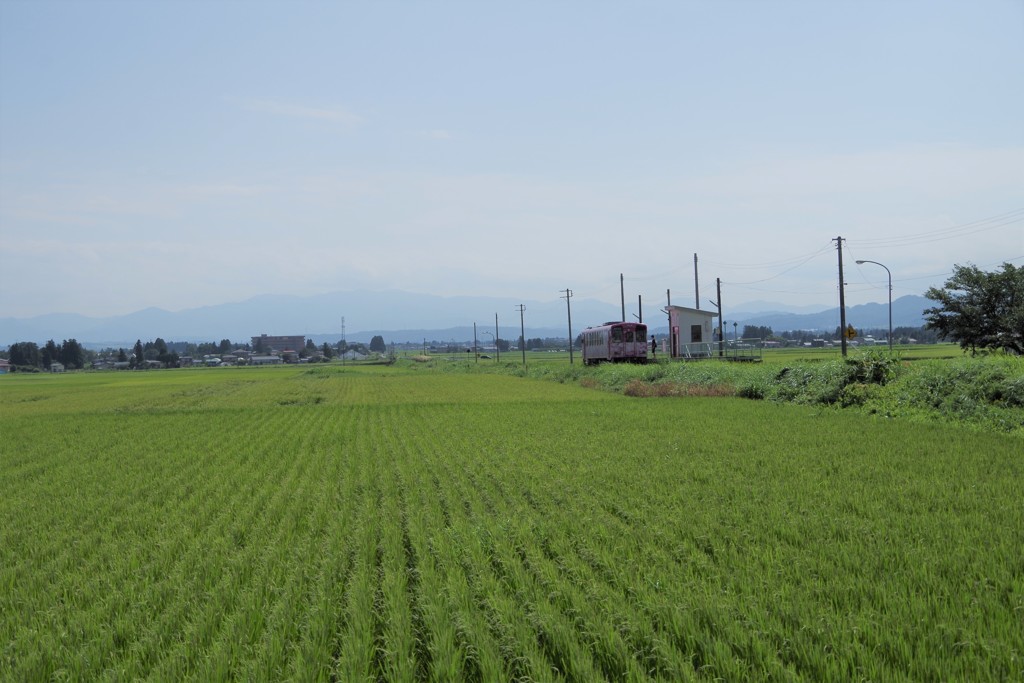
xmin=49 ymin=362 xmax=65 ymax=373
xmin=250 ymin=355 xmax=282 ymax=365
xmin=0 ymin=359 xmax=11 ymax=374
xmin=340 ymin=349 xmax=368 ymax=361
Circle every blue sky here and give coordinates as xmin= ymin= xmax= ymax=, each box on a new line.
xmin=1 ymin=0 xmax=1021 ymax=320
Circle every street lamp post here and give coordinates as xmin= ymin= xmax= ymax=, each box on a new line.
xmin=856 ymin=259 xmax=893 ymax=352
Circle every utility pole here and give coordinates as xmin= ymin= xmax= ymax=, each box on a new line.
xmin=637 ymin=295 xmax=642 ymax=323
xmin=620 ymin=273 xmax=625 ymax=322
xmin=694 ymin=253 xmax=700 ymax=309
xmin=835 ymin=236 xmax=848 ymax=357
xmin=473 ymin=322 xmax=478 ymax=363
xmin=516 ymin=304 xmax=526 ymax=367
xmin=561 ymin=289 xmax=574 ymax=364
xmin=665 ymin=289 xmax=672 ymax=358
xmin=716 ymin=278 xmax=723 ymax=357
xmin=495 ymin=313 xmax=500 ymax=363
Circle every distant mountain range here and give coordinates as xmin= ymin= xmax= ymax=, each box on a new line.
xmin=0 ymin=290 xmax=931 ymax=348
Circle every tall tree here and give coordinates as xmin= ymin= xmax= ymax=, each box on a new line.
xmin=59 ymin=339 xmax=84 ymax=369
xmin=132 ymin=340 xmax=144 ymax=368
xmin=8 ymin=341 xmax=40 ymax=368
xmin=369 ymin=335 xmax=386 ymax=353
xmin=42 ymin=339 xmax=59 ymax=367
xmin=924 ymin=262 xmax=1023 ymax=355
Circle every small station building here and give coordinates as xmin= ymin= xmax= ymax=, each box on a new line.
xmin=665 ymin=306 xmax=719 ymax=359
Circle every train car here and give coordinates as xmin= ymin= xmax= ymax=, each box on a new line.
xmin=581 ymin=321 xmax=649 ymax=365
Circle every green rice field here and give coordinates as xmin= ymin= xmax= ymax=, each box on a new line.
xmin=2 ymin=364 xmax=1021 ymax=681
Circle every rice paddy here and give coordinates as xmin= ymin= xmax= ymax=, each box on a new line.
xmin=1 ymin=364 xmax=1021 ymax=681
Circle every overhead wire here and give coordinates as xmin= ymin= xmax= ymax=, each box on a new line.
xmin=719 ymin=244 xmax=835 ymax=285
xmin=850 ymin=208 xmax=1024 ymax=248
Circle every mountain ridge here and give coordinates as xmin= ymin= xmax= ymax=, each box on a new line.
xmin=0 ymin=290 xmax=931 ymax=347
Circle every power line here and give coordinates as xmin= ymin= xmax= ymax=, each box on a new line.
xmin=704 ymin=243 xmax=834 ymax=270
xmin=721 ymin=246 xmax=834 ymax=285
xmin=851 ymin=208 xmax=1024 ymax=248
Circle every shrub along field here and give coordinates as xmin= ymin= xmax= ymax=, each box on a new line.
xmin=462 ymin=349 xmax=1024 ymax=435
xmin=1 ymin=364 xmax=1021 ymax=681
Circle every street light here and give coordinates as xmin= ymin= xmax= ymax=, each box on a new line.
xmin=856 ymin=259 xmax=893 ymax=352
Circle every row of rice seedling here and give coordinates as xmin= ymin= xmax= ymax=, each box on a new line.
xmin=2 ymin=367 xmax=1021 ymax=680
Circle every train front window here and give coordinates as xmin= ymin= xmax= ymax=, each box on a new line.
xmin=611 ymin=327 xmax=622 ymax=342
xmin=624 ymin=329 xmax=634 ymax=343
xmin=637 ymin=326 xmax=647 ymax=341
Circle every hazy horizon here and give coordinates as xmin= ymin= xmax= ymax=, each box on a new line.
xmin=2 ymin=1 xmax=1021 ymax=320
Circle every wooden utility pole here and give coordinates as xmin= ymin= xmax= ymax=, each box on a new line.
xmin=716 ymin=278 xmax=724 ymax=357
xmin=637 ymin=295 xmax=642 ymax=323
xmin=694 ymin=253 xmax=700 ymax=309
xmin=665 ymin=289 xmax=672 ymax=357
xmin=494 ymin=313 xmax=500 ymax=363
xmin=620 ymin=273 xmax=625 ymax=322
xmin=835 ymin=236 xmax=848 ymax=357
xmin=561 ymin=289 xmax=574 ymax=364
xmin=517 ymin=304 xmax=527 ymax=366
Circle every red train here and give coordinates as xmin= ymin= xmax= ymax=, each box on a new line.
xmin=581 ymin=321 xmax=649 ymax=365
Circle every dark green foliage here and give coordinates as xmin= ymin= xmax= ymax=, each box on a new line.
xmin=924 ymin=262 xmax=1024 ymax=355
xmin=58 ymin=339 xmax=84 ymax=369
xmin=7 ymin=342 xmax=40 ymax=368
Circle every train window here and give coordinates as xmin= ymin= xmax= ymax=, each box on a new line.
xmin=611 ymin=327 xmax=622 ymax=342
xmin=624 ymin=329 xmax=634 ymax=342
xmin=637 ymin=326 xmax=647 ymax=340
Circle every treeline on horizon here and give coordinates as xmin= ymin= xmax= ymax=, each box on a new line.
xmin=3 ymin=325 xmax=945 ymax=372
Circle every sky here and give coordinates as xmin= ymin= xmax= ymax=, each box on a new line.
xmin=1 ymin=0 xmax=1022 ymax=321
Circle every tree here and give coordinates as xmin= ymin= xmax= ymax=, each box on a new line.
xmin=219 ymin=339 xmax=233 ymax=354
xmin=59 ymin=339 xmax=84 ymax=369
xmin=369 ymin=335 xmax=386 ymax=353
xmin=321 ymin=343 xmax=333 ymax=359
xmin=924 ymin=262 xmax=1024 ymax=355
xmin=132 ymin=340 xmax=144 ymax=368
xmin=42 ymin=339 xmax=59 ymax=368
xmin=742 ymin=325 xmax=773 ymax=340
xmin=496 ymin=338 xmax=510 ymax=352
xmin=8 ymin=341 xmax=40 ymax=368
